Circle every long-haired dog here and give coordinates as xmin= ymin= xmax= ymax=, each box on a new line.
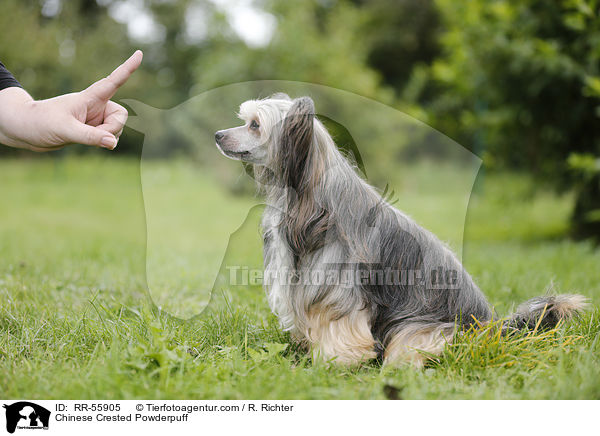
xmin=215 ymin=94 xmax=588 ymax=367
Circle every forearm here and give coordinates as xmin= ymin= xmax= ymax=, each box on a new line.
xmin=0 ymin=86 xmax=36 ymax=149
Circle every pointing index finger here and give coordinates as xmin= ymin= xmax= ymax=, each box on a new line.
xmin=85 ymin=50 xmax=143 ymax=100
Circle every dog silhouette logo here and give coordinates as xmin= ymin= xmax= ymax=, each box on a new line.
xmin=2 ymin=402 xmax=50 ymax=433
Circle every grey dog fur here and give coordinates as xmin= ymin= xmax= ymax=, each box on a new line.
xmin=215 ymin=94 xmax=588 ymax=366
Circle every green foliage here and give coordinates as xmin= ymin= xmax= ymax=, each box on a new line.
xmin=1 ymin=0 xmax=135 ymax=98
xmin=124 ymin=319 xmax=192 ymax=381
xmin=190 ymin=0 xmax=392 ymax=102
xmin=401 ymin=0 xmax=600 ymax=238
xmin=357 ymin=0 xmax=442 ymax=92
xmin=415 ymin=0 xmax=599 ymax=173
xmin=247 ymin=342 xmax=288 ymax=363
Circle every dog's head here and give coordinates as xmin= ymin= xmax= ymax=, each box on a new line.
xmin=215 ymin=93 xmax=316 ymax=169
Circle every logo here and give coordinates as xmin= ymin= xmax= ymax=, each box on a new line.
xmin=3 ymin=402 xmax=50 ymax=434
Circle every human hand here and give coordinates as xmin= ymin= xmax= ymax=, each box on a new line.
xmin=0 ymin=50 xmax=143 ymax=151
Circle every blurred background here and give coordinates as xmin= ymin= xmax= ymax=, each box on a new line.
xmin=1 ymin=0 xmax=599 ymax=239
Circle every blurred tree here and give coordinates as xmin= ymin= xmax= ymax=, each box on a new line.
xmin=1 ymin=0 xmax=135 ymax=97
xmin=411 ymin=0 xmax=600 ymax=239
xmin=191 ymin=0 xmax=393 ymax=103
xmin=353 ymin=0 xmax=441 ymax=93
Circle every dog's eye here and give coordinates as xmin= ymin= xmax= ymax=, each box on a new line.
xmin=250 ymin=120 xmax=259 ymax=130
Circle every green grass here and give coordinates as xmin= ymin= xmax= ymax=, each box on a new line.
xmin=0 ymin=155 xmax=599 ymax=399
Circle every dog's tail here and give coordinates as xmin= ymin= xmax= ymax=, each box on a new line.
xmin=506 ymin=294 xmax=589 ymax=331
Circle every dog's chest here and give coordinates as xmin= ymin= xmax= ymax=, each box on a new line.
xmin=261 ymin=206 xmax=295 ymax=329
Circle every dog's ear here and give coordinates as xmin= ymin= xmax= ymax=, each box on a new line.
xmin=279 ymin=97 xmax=331 ymax=263
xmin=280 ymin=97 xmax=315 ymax=192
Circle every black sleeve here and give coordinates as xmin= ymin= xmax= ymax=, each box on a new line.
xmin=0 ymin=61 xmax=22 ymax=91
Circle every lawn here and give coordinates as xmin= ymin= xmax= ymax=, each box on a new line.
xmin=0 ymin=155 xmax=599 ymax=399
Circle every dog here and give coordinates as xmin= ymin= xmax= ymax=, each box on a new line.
xmin=215 ymin=93 xmax=588 ymax=367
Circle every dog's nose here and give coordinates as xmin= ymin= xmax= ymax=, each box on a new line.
xmin=215 ymin=131 xmax=224 ymax=142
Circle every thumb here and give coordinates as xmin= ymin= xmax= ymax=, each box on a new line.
xmin=69 ymin=122 xmax=118 ymax=149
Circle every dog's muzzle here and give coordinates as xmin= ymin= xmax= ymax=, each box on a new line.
xmin=214 ymin=130 xmax=250 ymax=158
